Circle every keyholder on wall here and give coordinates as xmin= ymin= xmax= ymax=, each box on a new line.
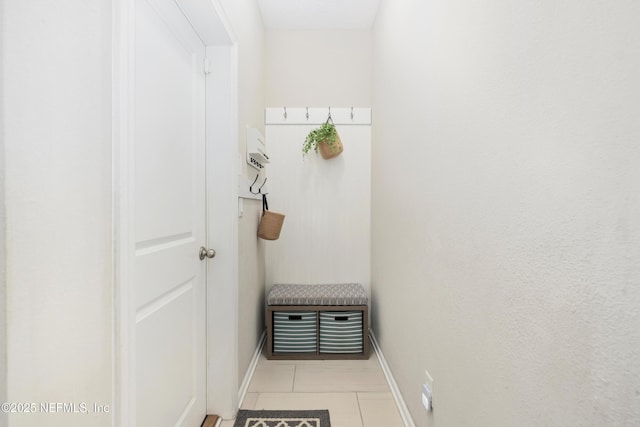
xmin=246 ymin=127 xmax=269 ymax=171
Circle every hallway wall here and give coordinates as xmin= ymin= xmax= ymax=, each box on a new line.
xmin=371 ymin=0 xmax=640 ymax=426
xmin=219 ymin=0 xmax=267 ymax=388
xmin=0 ymin=0 xmax=7 ymax=417
xmin=266 ymin=30 xmax=372 ymax=107
xmin=264 ymin=119 xmax=371 ymax=295
xmin=3 ymin=1 xmax=113 ymax=426
xmin=264 ymin=31 xmax=373 ymax=299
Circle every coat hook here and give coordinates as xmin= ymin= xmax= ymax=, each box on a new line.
xmin=350 ymin=107 xmax=354 ymax=120
xmin=283 ymin=106 xmax=287 ymax=119
xmin=250 ymin=174 xmax=268 ymax=195
xmin=258 ymin=177 xmax=268 ymax=195
xmin=327 ymin=106 xmax=332 ymax=121
xmin=305 ymin=107 xmax=309 ymax=120
xmin=249 ymin=174 xmax=260 ymax=194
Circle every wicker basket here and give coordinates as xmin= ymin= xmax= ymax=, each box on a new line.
xmin=258 ymin=210 xmax=285 ymax=240
xmin=258 ymin=194 xmax=285 ymax=240
xmin=318 ymin=133 xmax=344 ymax=159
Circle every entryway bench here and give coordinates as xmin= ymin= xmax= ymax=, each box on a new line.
xmin=265 ymin=283 xmax=369 ymax=360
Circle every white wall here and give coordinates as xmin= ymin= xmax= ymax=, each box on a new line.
xmin=0 ymin=0 xmax=7 ymax=417
xmin=237 ymin=198 xmax=265 ymax=373
xmin=264 ymin=32 xmax=373 ymax=301
xmin=266 ymin=30 xmax=372 ymax=107
xmin=264 ymin=117 xmax=371 ymax=295
xmin=371 ymin=0 xmax=640 ymax=426
xmin=218 ymin=0 xmax=267 ymax=388
xmin=3 ymin=1 xmax=113 ymax=426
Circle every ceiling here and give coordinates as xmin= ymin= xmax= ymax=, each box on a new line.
xmin=256 ymin=0 xmax=382 ymax=30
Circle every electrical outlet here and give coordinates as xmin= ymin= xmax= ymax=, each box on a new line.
xmin=422 ymin=384 xmax=432 ymax=412
xmin=423 ymin=370 xmax=434 ymax=411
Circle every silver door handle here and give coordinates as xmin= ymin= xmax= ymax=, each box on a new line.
xmin=199 ymin=247 xmax=216 ymax=260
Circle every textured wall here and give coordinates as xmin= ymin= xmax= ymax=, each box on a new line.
xmin=0 ymin=0 xmax=6 ymax=417
xmin=371 ymin=0 xmax=640 ymax=426
xmin=3 ymin=1 xmax=113 ymax=426
xmin=265 ymin=30 xmax=372 ymax=107
xmin=221 ymin=0 xmax=266 ymax=163
xmin=219 ymin=0 xmax=267 ymax=387
xmin=237 ymin=198 xmax=266 ymax=385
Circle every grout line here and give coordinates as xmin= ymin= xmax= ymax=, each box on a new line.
xmin=356 ymin=392 xmax=366 ymax=427
xmin=291 ymin=364 xmax=297 ymax=392
xmin=253 ymin=336 xmax=403 ymax=425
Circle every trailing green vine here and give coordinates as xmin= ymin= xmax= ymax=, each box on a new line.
xmin=302 ymin=120 xmax=339 ymax=156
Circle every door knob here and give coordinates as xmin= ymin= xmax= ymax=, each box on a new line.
xmin=199 ymin=247 xmax=216 ymax=260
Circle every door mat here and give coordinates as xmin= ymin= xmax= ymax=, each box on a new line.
xmin=233 ymin=409 xmax=330 ymax=427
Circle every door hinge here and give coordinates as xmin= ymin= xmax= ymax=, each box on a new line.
xmin=204 ymin=58 xmax=212 ymax=75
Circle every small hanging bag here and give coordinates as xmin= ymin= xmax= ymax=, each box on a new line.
xmin=257 ymin=194 xmax=285 ymax=240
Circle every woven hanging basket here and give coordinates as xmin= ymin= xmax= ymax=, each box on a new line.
xmin=318 ymin=133 xmax=344 ymax=159
xmin=258 ymin=211 xmax=285 ymax=240
xmin=257 ymin=194 xmax=285 ymax=240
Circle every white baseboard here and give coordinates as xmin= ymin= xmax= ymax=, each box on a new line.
xmin=238 ymin=330 xmax=266 ymax=407
xmin=370 ymin=330 xmax=416 ymax=427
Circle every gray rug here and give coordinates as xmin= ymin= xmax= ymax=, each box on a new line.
xmin=232 ymin=410 xmax=331 ymax=427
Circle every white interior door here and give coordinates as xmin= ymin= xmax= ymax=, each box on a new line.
xmin=134 ymin=0 xmax=207 ymax=425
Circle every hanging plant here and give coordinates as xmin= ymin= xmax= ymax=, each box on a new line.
xmin=302 ymin=119 xmax=344 ymax=159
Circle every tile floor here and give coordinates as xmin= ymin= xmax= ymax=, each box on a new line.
xmin=219 ymin=346 xmax=404 ymax=427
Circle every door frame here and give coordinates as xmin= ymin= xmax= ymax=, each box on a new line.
xmin=112 ymin=0 xmax=239 ymax=424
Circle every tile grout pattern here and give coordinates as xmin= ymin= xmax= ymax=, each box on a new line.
xmin=220 ymin=345 xmax=404 ymax=427
xmin=356 ymin=390 xmax=365 ymax=427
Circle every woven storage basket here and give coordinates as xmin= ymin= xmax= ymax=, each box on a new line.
xmin=318 ymin=133 xmax=344 ymax=159
xmin=258 ymin=210 xmax=285 ymax=240
xmin=258 ymin=194 xmax=285 ymax=240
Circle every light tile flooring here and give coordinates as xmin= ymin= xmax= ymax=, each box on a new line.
xmin=220 ymin=346 xmax=404 ymax=427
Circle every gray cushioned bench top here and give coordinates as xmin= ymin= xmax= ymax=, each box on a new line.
xmin=267 ymin=283 xmax=368 ymax=306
